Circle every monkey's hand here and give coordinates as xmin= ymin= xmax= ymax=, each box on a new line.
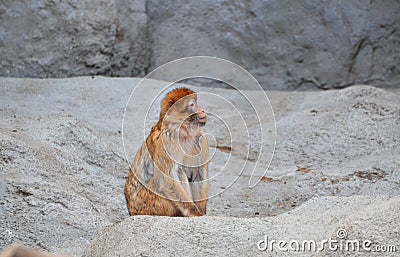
xmin=181 ymin=202 xmax=205 ymax=217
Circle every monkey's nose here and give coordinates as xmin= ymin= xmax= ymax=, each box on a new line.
xmin=197 ymin=110 xmax=206 ymax=118
xmin=197 ymin=111 xmax=206 ymax=125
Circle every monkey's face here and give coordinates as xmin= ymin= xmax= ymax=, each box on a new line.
xmin=186 ymin=98 xmax=206 ymax=126
xmin=166 ymin=96 xmax=206 ymax=128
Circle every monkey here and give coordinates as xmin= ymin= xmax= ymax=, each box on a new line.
xmin=124 ymin=87 xmax=209 ymax=217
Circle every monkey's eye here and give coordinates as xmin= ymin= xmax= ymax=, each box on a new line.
xmin=189 ymin=102 xmax=195 ymax=107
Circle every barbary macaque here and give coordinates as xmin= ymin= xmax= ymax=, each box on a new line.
xmin=124 ymin=87 xmax=209 ymax=217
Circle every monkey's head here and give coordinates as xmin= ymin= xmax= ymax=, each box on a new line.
xmin=160 ymin=87 xmax=206 ymax=128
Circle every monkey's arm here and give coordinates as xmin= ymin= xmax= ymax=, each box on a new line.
xmin=191 ymin=136 xmax=210 ymax=214
xmin=191 ymin=165 xmax=209 ymax=214
xmin=133 ymin=143 xmax=154 ymax=185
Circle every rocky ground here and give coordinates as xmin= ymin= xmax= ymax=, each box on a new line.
xmin=0 ymin=77 xmax=399 ymax=256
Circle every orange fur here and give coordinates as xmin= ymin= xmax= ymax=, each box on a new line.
xmin=160 ymin=87 xmax=196 ymax=120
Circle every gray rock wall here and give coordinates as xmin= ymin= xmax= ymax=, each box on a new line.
xmin=0 ymin=0 xmax=150 ymax=77
xmin=1 ymin=0 xmax=399 ymax=89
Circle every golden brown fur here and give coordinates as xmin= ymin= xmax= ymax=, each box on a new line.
xmin=124 ymin=88 xmax=209 ymax=217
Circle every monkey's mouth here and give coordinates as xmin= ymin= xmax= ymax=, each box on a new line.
xmin=197 ymin=117 xmax=206 ymax=126
xmin=196 ymin=113 xmax=206 ymax=126
xmin=189 ymin=114 xmax=206 ymax=126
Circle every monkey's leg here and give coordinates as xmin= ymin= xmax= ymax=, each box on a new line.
xmin=170 ymin=168 xmax=206 ymax=216
xmin=126 ymin=176 xmax=180 ymax=216
xmin=126 ymin=165 xmax=202 ymax=216
xmin=154 ymin=168 xmax=203 ymax=217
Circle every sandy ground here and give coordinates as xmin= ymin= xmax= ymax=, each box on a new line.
xmin=0 ymin=77 xmax=399 ymax=256
xmin=84 ymin=195 xmax=400 ymax=257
